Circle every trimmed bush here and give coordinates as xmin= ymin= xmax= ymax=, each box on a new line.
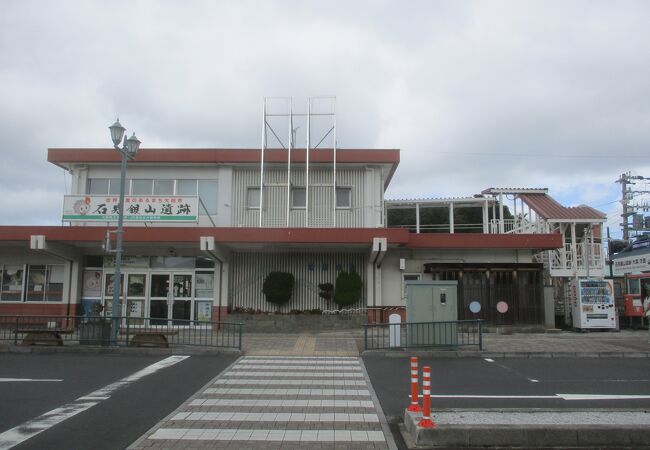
xmin=334 ymin=271 xmax=362 ymax=308
xmin=318 ymin=282 xmax=334 ymax=301
xmin=262 ymin=272 xmax=295 ymax=305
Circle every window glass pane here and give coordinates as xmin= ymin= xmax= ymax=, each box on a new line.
xmin=247 ymin=187 xmax=260 ymax=208
xmin=176 ymin=179 xmax=197 ymax=195
xmin=127 ymin=274 xmax=146 ymax=296
xmin=628 ymin=279 xmax=641 ymax=295
xmin=151 ymin=256 xmax=195 ymax=269
xmin=131 ymin=179 xmax=153 ymax=195
xmin=104 ymin=273 xmax=124 ymax=297
xmin=108 ymin=178 xmax=122 ymax=195
xmin=195 ymin=272 xmax=214 ymax=298
xmin=45 ymin=265 xmax=64 ymax=302
xmin=198 ymin=180 xmax=218 ymax=215
xmin=292 ymin=188 xmax=306 ymax=208
xmin=336 ymin=187 xmax=351 ymax=208
xmin=196 ymin=257 xmax=215 ymax=268
xmin=1 ymin=266 xmax=23 ymax=301
xmin=27 ymin=265 xmax=46 ymax=302
xmin=154 ymin=179 xmax=174 ymax=195
xmin=88 ymin=179 xmax=109 ymax=195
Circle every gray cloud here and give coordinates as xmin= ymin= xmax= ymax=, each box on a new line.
xmin=1 ymin=0 xmax=649 ymax=237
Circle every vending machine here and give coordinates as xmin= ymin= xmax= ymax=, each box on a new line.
xmin=571 ymin=278 xmax=616 ymax=330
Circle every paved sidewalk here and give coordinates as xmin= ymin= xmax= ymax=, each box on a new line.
xmin=130 ymin=356 xmax=396 ymax=449
xmin=239 ymin=329 xmax=650 ymax=357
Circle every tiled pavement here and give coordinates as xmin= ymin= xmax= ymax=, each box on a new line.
xmin=243 ymin=332 xmax=362 ymax=356
xmin=130 ymin=356 xmax=396 ymax=449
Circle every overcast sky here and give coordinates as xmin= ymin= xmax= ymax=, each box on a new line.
xmin=1 ymin=0 xmax=649 ymax=238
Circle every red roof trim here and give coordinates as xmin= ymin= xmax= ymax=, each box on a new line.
xmin=48 ymin=148 xmax=399 ymax=165
xmin=0 ymin=226 xmax=409 ymax=245
xmin=0 ymin=226 xmax=561 ymax=249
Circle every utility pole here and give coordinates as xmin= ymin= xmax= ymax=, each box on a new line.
xmin=616 ymin=172 xmax=649 ymax=241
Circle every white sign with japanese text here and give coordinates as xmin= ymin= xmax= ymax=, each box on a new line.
xmin=612 ymin=253 xmax=650 ymax=276
xmin=62 ymin=195 xmax=199 ymax=222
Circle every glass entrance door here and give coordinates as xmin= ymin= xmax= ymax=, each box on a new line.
xmin=172 ymin=274 xmax=192 ymax=324
xmin=149 ymin=273 xmax=193 ymax=325
xmin=125 ymin=273 xmax=146 ymax=325
xmin=150 ymin=274 xmax=170 ymax=325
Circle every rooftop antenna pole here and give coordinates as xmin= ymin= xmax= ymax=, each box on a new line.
xmin=333 ymin=98 xmax=337 ymax=228
xmin=286 ymin=98 xmax=293 ymax=227
xmin=259 ymin=99 xmax=267 ymax=227
xmin=306 ymin=98 xmax=311 ymax=227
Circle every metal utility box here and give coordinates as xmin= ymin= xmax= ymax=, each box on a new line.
xmin=406 ymin=281 xmax=458 ymax=346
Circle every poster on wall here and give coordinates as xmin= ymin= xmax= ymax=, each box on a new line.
xmin=82 ymin=270 xmax=103 ymax=298
xmin=128 ymin=300 xmax=143 ymax=318
xmin=196 ymin=301 xmax=212 ymax=322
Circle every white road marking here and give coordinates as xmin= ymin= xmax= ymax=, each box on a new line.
xmin=149 ymin=428 xmax=386 ymax=442
xmin=189 ymin=398 xmax=375 ymax=408
xmin=223 ymin=370 xmax=364 ymax=377
xmin=0 ymin=355 xmax=189 ymax=450
xmin=414 ymin=393 xmax=650 ymax=400
xmin=558 ymin=393 xmax=650 ymax=401
xmin=0 ymin=378 xmax=63 ymax=382
xmin=233 ymin=364 xmax=361 ymax=370
xmin=170 ymin=411 xmax=379 ymax=423
xmin=214 ymin=378 xmax=366 ymax=386
xmin=418 ymin=394 xmax=557 ymax=399
xmin=529 ymin=379 xmax=539 ymax=383
xmin=203 ymin=387 xmax=371 ymax=396
xmin=484 ymin=358 xmax=495 ymax=363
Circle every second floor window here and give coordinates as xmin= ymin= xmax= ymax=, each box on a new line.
xmin=131 ymin=179 xmax=153 ymax=195
xmin=336 ymin=187 xmax=352 ymax=208
xmin=87 ymin=178 xmax=120 ymax=195
xmin=291 ymin=188 xmax=306 ymax=209
xmin=247 ymin=187 xmax=261 ymax=209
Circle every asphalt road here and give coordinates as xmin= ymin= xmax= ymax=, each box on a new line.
xmin=0 ymin=352 xmax=238 ymax=450
xmin=363 ymin=356 xmax=650 ymax=422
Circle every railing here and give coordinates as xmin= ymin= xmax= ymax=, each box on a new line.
xmin=488 ymin=219 xmax=546 ymax=234
xmin=0 ymin=315 xmax=243 ymax=350
xmin=548 ymin=243 xmax=604 ymax=272
xmin=364 ymin=319 xmax=483 ymax=351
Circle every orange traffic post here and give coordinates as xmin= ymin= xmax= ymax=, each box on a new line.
xmin=407 ymin=357 xmax=422 ymax=412
xmin=418 ymin=366 xmax=436 ymax=429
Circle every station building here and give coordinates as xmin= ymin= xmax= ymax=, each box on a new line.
xmin=0 ymin=107 xmax=606 ymax=328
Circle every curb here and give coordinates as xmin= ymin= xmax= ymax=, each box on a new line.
xmin=402 ymin=410 xmax=650 ymax=448
xmin=362 ymin=350 xmax=650 ymax=359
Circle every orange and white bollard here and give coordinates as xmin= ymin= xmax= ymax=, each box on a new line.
xmin=407 ymin=357 xmax=422 ymax=412
xmin=418 ymin=366 xmax=436 ymax=429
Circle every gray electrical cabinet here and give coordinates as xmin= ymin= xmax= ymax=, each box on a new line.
xmin=406 ymin=281 xmax=458 ymax=347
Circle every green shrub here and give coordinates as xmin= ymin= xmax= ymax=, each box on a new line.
xmin=262 ymin=272 xmax=295 ymax=305
xmin=334 ymin=271 xmax=362 ymax=308
xmin=318 ymin=282 xmax=334 ymax=301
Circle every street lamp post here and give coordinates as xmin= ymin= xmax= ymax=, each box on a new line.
xmin=108 ymin=119 xmax=141 ymax=345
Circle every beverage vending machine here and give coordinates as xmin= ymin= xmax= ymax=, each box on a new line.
xmin=571 ymin=278 xmax=616 ymax=330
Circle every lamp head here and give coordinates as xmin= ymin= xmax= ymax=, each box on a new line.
xmin=109 ymin=119 xmax=126 ymax=147
xmin=125 ymin=132 xmax=141 ymax=156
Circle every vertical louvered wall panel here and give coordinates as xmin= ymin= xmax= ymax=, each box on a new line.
xmin=232 ymin=167 xmax=367 ymax=228
xmin=229 ymin=252 xmax=368 ymax=312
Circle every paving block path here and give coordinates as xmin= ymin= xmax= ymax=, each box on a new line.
xmin=130 ymin=356 xmax=394 ymax=449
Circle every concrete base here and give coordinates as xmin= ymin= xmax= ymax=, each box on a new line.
xmin=228 ymin=313 xmax=367 ymax=332
xmin=403 ymin=409 xmax=650 ymax=448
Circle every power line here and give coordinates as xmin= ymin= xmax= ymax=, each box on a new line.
xmin=432 ymin=151 xmax=650 ymax=160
